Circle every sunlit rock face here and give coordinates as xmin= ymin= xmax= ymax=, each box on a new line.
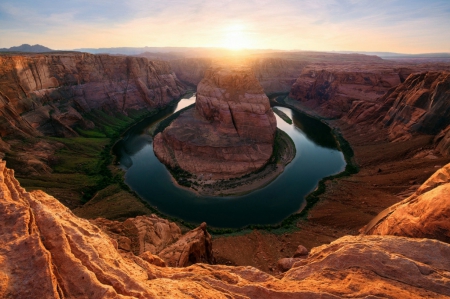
xmin=363 ymin=162 xmax=450 ymax=243
xmin=154 ymin=66 xmax=277 ymax=180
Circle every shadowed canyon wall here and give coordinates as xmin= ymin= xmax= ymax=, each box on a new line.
xmin=0 ymin=53 xmax=185 ymax=138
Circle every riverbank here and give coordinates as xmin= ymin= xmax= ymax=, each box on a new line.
xmin=211 ymin=95 xmax=450 ymax=273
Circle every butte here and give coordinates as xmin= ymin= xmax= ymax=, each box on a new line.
xmin=153 ymin=66 xmax=283 ymax=190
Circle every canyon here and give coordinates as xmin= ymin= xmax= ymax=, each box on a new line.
xmin=2 ymin=50 xmax=450 ymax=297
xmin=0 ymin=53 xmax=185 ymax=174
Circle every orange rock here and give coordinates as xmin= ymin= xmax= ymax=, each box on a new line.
xmin=139 ymin=251 xmax=166 ymax=267
xmin=92 ymin=214 xmax=182 ymax=255
xmin=158 ymin=222 xmax=214 ymax=267
xmin=363 ymin=162 xmax=450 ymax=243
xmin=2 ymin=159 xmax=450 ymax=298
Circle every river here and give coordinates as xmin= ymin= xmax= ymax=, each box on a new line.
xmin=113 ymin=94 xmax=345 ymax=228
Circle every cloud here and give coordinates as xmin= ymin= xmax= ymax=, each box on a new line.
xmin=0 ymin=0 xmax=449 ymax=53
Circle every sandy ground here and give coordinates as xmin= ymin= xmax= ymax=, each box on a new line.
xmin=212 ymin=115 xmax=450 ymax=274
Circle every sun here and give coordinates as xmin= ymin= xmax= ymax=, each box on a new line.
xmin=222 ymin=23 xmax=252 ymax=50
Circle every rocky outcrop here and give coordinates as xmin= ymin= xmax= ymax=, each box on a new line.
xmin=91 ymin=215 xmax=182 ymax=255
xmin=2 ymin=159 xmax=450 ymax=298
xmin=158 ymin=222 xmax=214 ymax=267
xmin=92 ymin=217 xmax=214 ymax=267
xmin=0 ymin=53 xmax=185 ymax=138
xmin=154 ymin=66 xmax=277 ymax=179
xmin=342 ymin=71 xmax=450 ymax=154
xmin=378 ymin=72 xmax=450 ymax=142
xmin=362 ymin=162 xmax=450 ymax=243
xmin=289 ymin=67 xmax=402 ymax=118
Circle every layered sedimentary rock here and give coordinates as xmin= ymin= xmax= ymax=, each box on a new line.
xmin=92 ymin=216 xmax=182 ymax=255
xmin=342 ymin=71 xmax=450 ymax=155
xmin=92 ymin=217 xmax=214 ymax=267
xmin=2 ymin=159 xmax=450 ymax=298
xmin=378 ymin=72 xmax=450 ymax=141
xmin=363 ymin=162 xmax=450 ymax=243
xmin=0 ymin=53 xmax=185 ymax=138
xmin=154 ymin=66 xmax=277 ymax=179
xmin=289 ymin=67 xmax=402 ymax=118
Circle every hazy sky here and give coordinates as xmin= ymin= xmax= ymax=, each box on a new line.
xmin=1 ymin=0 xmax=449 ymax=53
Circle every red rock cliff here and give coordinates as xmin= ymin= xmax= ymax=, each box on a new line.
xmin=154 ymin=66 xmax=277 ymax=180
xmin=0 ymin=53 xmax=185 ymax=138
xmin=363 ymin=161 xmax=450 ymax=243
xmin=289 ymin=66 xmax=402 ymax=118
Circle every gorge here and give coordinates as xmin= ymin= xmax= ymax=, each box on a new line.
xmin=1 ymin=49 xmax=450 ymax=298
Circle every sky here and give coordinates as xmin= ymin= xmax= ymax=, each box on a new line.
xmin=0 ymin=0 xmax=449 ymax=53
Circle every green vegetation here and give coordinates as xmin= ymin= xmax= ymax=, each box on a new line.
xmin=14 ymin=95 xmax=190 ymax=212
xmin=272 ymin=107 xmax=293 ymax=124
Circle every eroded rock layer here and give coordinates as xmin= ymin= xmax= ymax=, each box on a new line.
xmin=1 ymin=159 xmax=450 ymax=298
xmin=154 ymin=66 xmax=277 ymax=179
xmin=289 ymin=66 xmax=402 ymax=118
xmin=363 ymin=162 xmax=450 ymax=243
xmin=0 ymin=53 xmax=185 ymax=138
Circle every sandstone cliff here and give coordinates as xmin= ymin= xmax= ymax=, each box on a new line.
xmin=378 ymin=72 xmax=450 ymax=142
xmin=0 ymin=53 xmax=185 ymax=138
xmin=362 ymin=162 xmax=450 ymax=243
xmin=154 ymin=66 xmax=277 ymax=180
xmin=342 ymin=71 xmax=450 ymax=155
xmin=1 ymin=159 xmax=450 ymax=298
xmin=288 ymin=66 xmax=402 ymax=118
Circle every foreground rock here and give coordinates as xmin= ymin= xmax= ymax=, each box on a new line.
xmin=363 ymin=162 xmax=450 ymax=243
xmin=2 ymin=159 xmax=450 ymax=298
xmin=154 ymin=66 xmax=277 ymax=180
xmin=93 ymin=217 xmax=214 ymax=267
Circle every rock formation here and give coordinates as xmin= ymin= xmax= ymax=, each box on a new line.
xmin=342 ymin=71 xmax=450 ymax=154
xmin=362 ymin=162 xmax=450 ymax=243
xmin=0 ymin=53 xmax=185 ymax=138
xmin=0 ymin=53 xmax=185 ymax=175
xmin=92 ymin=217 xmax=214 ymax=267
xmin=378 ymin=72 xmax=450 ymax=142
xmin=154 ymin=66 xmax=277 ymax=179
xmin=2 ymin=159 xmax=450 ymax=298
xmin=289 ymin=66 xmax=402 ymax=118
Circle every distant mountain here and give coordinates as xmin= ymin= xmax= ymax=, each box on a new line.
xmin=74 ymin=47 xmax=276 ymax=58
xmin=330 ymin=50 xmax=450 ymax=60
xmin=74 ymin=47 xmax=189 ymax=55
xmin=0 ymin=44 xmax=54 ymax=53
